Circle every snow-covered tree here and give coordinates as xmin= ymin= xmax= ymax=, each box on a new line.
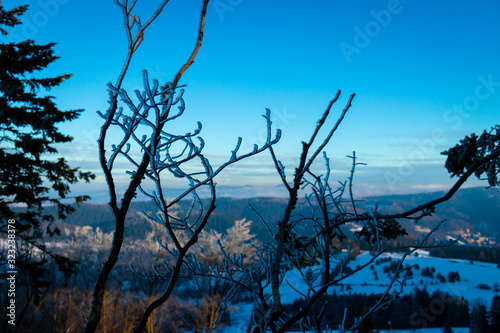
xmin=80 ymin=1 xmax=500 ymax=332
xmin=84 ymin=1 xmax=280 ymax=332
xmin=168 ymin=219 xmax=258 ymax=331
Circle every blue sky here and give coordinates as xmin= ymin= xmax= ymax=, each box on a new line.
xmin=4 ymin=0 xmax=500 ymax=201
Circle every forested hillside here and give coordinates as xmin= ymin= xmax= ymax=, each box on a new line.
xmin=45 ymin=186 xmax=500 ymax=246
xmin=361 ymin=186 xmax=500 ymax=244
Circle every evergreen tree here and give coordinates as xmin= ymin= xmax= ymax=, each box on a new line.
xmin=0 ymin=4 xmax=94 ymax=299
xmin=456 ymin=298 xmax=471 ymax=327
xmin=470 ymin=305 xmax=489 ymax=333
xmin=414 ymin=287 xmax=431 ymax=309
xmin=489 ymin=295 xmax=500 ymax=333
xmin=358 ymin=306 xmax=376 ymax=333
xmin=442 ymin=322 xmax=453 ymax=333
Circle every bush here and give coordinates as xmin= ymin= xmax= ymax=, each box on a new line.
xmin=421 ymin=266 xmax=434 ymax=278
xmin=403 ymin=268 xmax=413 ymax=279
xmin=476 ymin=283 xmax=492 ymax=290
xmin=448 ymin=271 xmax=461 ymax=283
xmin=383 ymin=260 xmax=401 ymax=275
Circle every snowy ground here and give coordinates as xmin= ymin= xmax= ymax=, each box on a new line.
xmin=275 ymin=251 xmax=499 ymax=305
xmin=219 ymin=251 xmax=499 ymax=332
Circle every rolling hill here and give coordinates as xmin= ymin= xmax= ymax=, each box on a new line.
xmin=52 ymin=186 xmax=500 ymax=246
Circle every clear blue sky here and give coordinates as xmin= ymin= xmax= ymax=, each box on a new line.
xmin=4 ymin=0 xmax=500 ymax=201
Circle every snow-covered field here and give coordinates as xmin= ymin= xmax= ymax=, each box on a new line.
xmin=276 ymin=250 xmax=499 ymax=305
xmin=221 ymin=250 xmax=499 ymax=332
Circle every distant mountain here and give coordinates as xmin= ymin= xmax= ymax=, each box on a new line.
xmin=360 ymin=187 xmax=500 ymax=245
xmin=53 ymin=187 xmax=500 ymax=245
